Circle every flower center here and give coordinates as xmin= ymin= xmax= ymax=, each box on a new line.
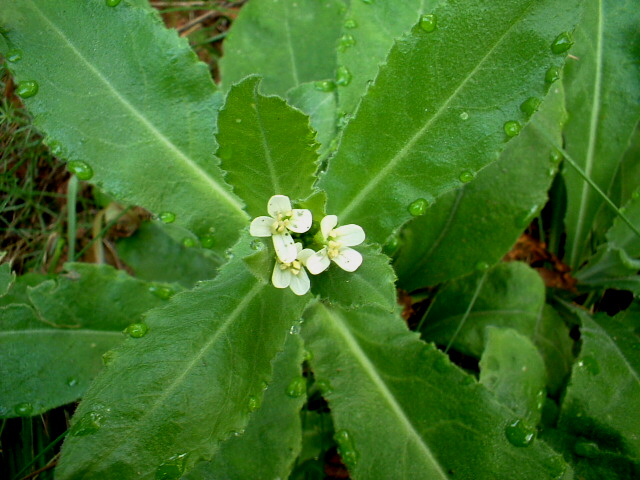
xmin=271 ymin=211 xmax=293 ymax=234
xmin=327 ymin=240 xmax=342 ymax=259
xmin=280 ymin=259 xmax=302 ymax=275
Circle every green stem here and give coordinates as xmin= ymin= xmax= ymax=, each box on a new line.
xmin=67 ymin=175 xmax=78 ymax=261
xmin=445 ymin=270 xmax=488 ymax=354
xmin=73 ymin=206 xmax=133 ymax=261
xmin=11 ymin=429 xmax=67 ymax=480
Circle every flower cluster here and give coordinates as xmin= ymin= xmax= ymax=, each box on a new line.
xmin=249 ymin=195 xmax=365 ymax=295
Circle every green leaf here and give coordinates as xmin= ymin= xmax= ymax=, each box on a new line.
xmin=117 ymin=221 xmax=222 ymax=288
xmin=302 ymin=302 xmax=568 ymax=479
xmin=480 ymin=327 xmax=547 ymax=427
xmin=219 ymin=0 xmax=346 ymax=95
xmin=336 ymin=0 xmax=437 ymax=115
xmin=0 ymin=0 xmax=248 ymax=254
xmin=393 ymin=84 xmax=566 ymax=290
xmin=0 ymin=263 xmax=170 ymax=417
xmin=559 ymin=309 xmax=640 ymax=462
xmin=216 ymin=76 xmax=317 ymax=216
xmin=185 ymin=334 xmax=306 ymax=480
xmin=320 ymin=0 xmax=583 ymax=244
xmin=0 ymin=260 xmax=14 ymax=297
xmin=534 ymin=305 xmax=575 ymax=396
xmin=55 ymin=244 xmax=310 ymax=479
xmin=561 ymin=0 xmax=640 ymax=269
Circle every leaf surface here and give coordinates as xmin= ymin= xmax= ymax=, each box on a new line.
xmin=219 ymin=0 xmax=345 ymax=95
xmin=216 ymin=76 xmax=317 ymax=216
xmin=56 ymin=242 xmax=310 ymax=479
xmin=0 ymin=0 xmax=247 ymax=254
xmin=320 ymin=0 xmax=582 ymax=244
xmin=393 ymin=85 xmax=566 ymax=290
xmin=302 ymin=302 xmax=568 ymax=479
xmin=561 ymin=0 xmax=640 ymax=269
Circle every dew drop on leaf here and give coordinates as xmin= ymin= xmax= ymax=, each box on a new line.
xmin=459 ymin=111 xmax=469 ymax=120
xmin=46 ymin=140 xmax=63 ymax=157
xmin=247 ymin=395 xmax=261 ymax=412
xmin=334 ymin=430 xmax=359 ymax=468
xmin=520 ymin=97 xmax=541 ymax=117
xmin=549 ymin=149 xmax=563 ymax=164
xmin=106 ymin=0 xmax=122 ymax=6
xmin=382 ymin=233 xmax=401 ymax=256
xmin=419 ymin=14 xmax=437 ymax=33
xmin=123 ymin=323 xmax=149 ymax=338
xmin=551 ymin=32 xmax=574 ymax=54
xmin=200 ymin=235 xmax=215 ymax=249
xmin=67 ymin=377 xmax=79 ymax=387
xmin=14 ymin=402 xmax=33 ymax=417
xmin=335 ymin=66 xmax=352 ymax=87
xmin=316 ymin=378 xmax=333 ymax=395
xmin=285 ymin=376 xmax=307 ymax=398
xmin=545 ymin=66 xmax=560 ymax=84
xmin=102 ymin=350 xmax=116 ymax=366
xmin=459 ymin=170 xmax=475 ymax=183
xmin=158 ymin=211 xmax=176 ymax=224
xmin=314 ymin=80 xmax=336 ymax=92
xmin=67 ymin=160 xmax=94 ymax=180
xmin=16 ymin=80 xmax=38 ymax=98
xmin=70 ymin=411 xmax=105 ymax=436
xmin=504 ymin=120 xmax=522 ymax=137
xmin=183 ymin=237 xmax=196 ymax=248
xmin=505 ymin=419 xmax=536 ymax=447
xmin=249 ymin=239 xmax=263 ymax=251
xmin=338 ymin=34 xmax=356 ymax=51
xmin=155 ymin=453 xmax=188 ymax=480
xmin=6 ymin=49 xmax=22 ymax=62
xmin=408 ymin=198 xmax=429 ymax=217
xmin=475 ymin=261 xmax=490 ymax=272
xmin=149 ymin=284 xmax=174 ymax=300
xmin=344 ymin=18 xmax=357 ymax=29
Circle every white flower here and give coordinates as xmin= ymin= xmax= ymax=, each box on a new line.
xmin=272 ymin=243 xmax=315 ymax=295
xmin=250 ymin=195 xmax=312 ymax=263
xmin=306 ymin=215 xmax=365 ymax=274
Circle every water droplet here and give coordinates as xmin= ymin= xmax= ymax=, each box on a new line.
xmin=334 ymin=430 xmax=359 ymax=468
xmin=149 ymin=284 xmax=174 ymax=300
xmin=289 ymin=324 xmax=301 ymax=335
xmin=47 ymin=140 xmax=63 ymax=157
xmin=314 ymin=80 xmax=336 ymax=92
xmin=459 ymin=111 xmax=469 ymax=121
xmin=382 ymin=233 xmax=401 ymax=256
xmin=336 ymin=112 xmax=351 ymax=129
xmin=6 ymin=49 xmax=22 ymax=62
xmin=285 ymin=376 xmax=306 ymax=398
xmin=67 ymin=160 xmax=94 ymax=180
xmin=459 ymin=170 xmax=475 ymax=183
xmin=225 ymin=248 xmax=235 ymax=260
xmin=520 ymin=97 xmax=541 ymax=117
xmin=183 ymin=237 xmax=196 ymax=248
xmin=344 ymin=19 xmax=357 ymax=29
xmin=551 ymin=32 xmax=574 ymax=54
xmin=195 ymin=235 xmax=213 ymax=249
xmin=106 ymin=0 xmax=122 ymax=5
xmin=504 ymin=120 xmax=522 ymax=137
xmin=535 ymin=389 xmax=545 ymax=411
xmin=158 ymin=211 xmax=176 ymax=224
xmin=338 ymin=34 xmax=356 ymax=51
xmin=235 ymin=118 xmax=242 ymax=124
xmin=577 ymin=355 xmax=600 ymax=375
xmin=70 ymin=411 xmax=105 ymax=436
xmin=123 ymin=323 xmax=149 ymax=338
xmin=419 ymin=14 xmax=437 ymax=33
xmin=545 ymin=66 xmax=560 ymax=84
xmin=335 ymin=66 xmax=352 ymax=87
xmin=247 ymin=395 xmax=261 ymax=412
xmin=16 ymin=80 xmax=38 ymax=98
xmin=155 ymin=453 xmax=188 ymax=480
xmin=505 ymin=419 xmax=536 ymax=447
xmin=102 ymin=350 xmax=116 ymax=366
xmin=549 ymin=149 xmax=563 ymax=164
xmin=408 ymin=198 xmax=430 ymax=217
xmin=14 ymin=402 xmax=33 ymax=417
xmin=67 ymin=377 xmax=79 ymax=387
xmin=249 ymin=239 xmax=263 ymax=251
xmin=475 ymin=261 xmax=490 ymax=272
xmin=316 ymin=378 xmax=333 ymax=395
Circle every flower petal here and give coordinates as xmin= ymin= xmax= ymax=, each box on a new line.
xmin=268 ymin=195 xmax=292 ymax=217
xmin=288 ymin=209 xmax=312 ymax=233
xmin=306 ymin=248 xmax=331 ymax=275
xmin=272 ymin=262 xmax=291 ymax=289
xmin=273 ymin=233 xmax=297 ymax=263
xmin=332 ymin=247 xmax=363 ymax=272
xmin=334 ymin=224 xmax=365 ymax=246
xmin=320 ymin=215 xmax=338 ymax=239
xmin=249 ymin=216 xmax=275 ymax=237
xmin=298 ymin=248 xmax=316 ymax=265
xmin=289 ymin=269 xmax=310 ymax=295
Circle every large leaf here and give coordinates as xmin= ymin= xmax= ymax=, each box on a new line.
xmin=0 ymin=0 xmax=248 ymax=254
xmin=216 ymin=76 xmax=317 ymax=216
xmin=393 ymin=85 xmax=566 ymax=290
xmin=219 ymin=0 xmax=345 ymax=95
xmin=336 ymin=0 xmax=437 ymax=115
xmin=185 ymin=334 xmax=306 ymax=480
xmin=559 ymin=309 xmax=640 ymax=461
xmin=561 ymin=0 xmax=640 ymax=269
xmin=0 ymin=263 xmax=169 ymax=417
xmin=302 ymin=302 xmax=568 ymax=479
xmin=55 ymin=240 xmax=310 ymax=479
xmin=320 ymin=0 xmax=582 ymax=244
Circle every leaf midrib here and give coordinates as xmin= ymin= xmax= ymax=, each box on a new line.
xmin=337 ymin=2 xmax=533 ymax=221
xmin=28 ymin=0 xmax=247 ymax=218
xmin=320 ymin=303 xmax=449 ymax=479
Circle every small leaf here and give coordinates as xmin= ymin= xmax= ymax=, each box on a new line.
xmin=302 ymin=302 xmax=568 ymax=479
xmin=216 ymin=76 xmax=318 ymax=217
xmin=321 ymin=0 xmax=583 ymax=244
xmin=0 ymin=261 xmax=14 ymax=297
xmin=219 ymin=0 xmax=345 ymax=95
